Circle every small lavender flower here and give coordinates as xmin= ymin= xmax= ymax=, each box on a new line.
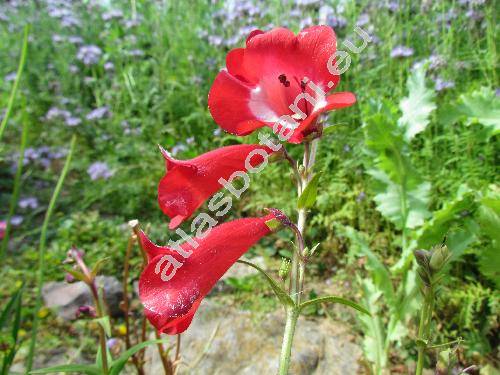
xmin=102 ymin=9 xmax=123 ymax=22
xmin=52 ymin=34 xmax=65 ymax=43
xmin=65 ymin=116 xmax=81 ymax=127
xmin=104 ymin=62 xmax=114 ymax=71
xmin=300 ymin=16 xmax=314 ymax=29
xmin=4 ymin=72 xmax=17 ymax=82
xmin=107 ymin=338 xmax=119 ymax=349
xmin=69 ymin=65 xmax=79 ymax=73
xmin=356 ymin=13 xmax=370 ymax=27
xmin=386 ymin=1 xmax=400 ymax=12
xmin=10 ymin=215 xmax=23 ymax=226
xmin=87 ymin=161 xmax=114 ymax=180
xmin=356 ymin=191 xmax=366 ymax=202
xmin=435 ymin=78 xmax=455 ymax=92
xmin=208 ymin=35 xmax=223 ymax=46
xmin=390 ymin=45 xmax=414 ymax=58
xmin=45 ymin=107 xmax=71 ymax=121
xmin=127 ymin=49 xmax=144 ymax=57
xmin=18 ymin=197 xmax=39 ymax=209
xmin=76 ymin=45 xmax=102 ymax=66
xmin=86 ymin=106 xmax=110 ymax=121
xmin=68 ymin=35 xmax=83 ymax=45
xmin=171 ymin=144 xmax=188 ymax=156
xmin=495 ymin=88 xmax=500 ymax=97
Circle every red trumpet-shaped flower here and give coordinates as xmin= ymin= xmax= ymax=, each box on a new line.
xmin=208 ymin=26 xmax=356 ymax=143
xmin=158 ymin=144 xmax=274 ymax=229
xmin=138 ymin=214 xmax=275 ymax=334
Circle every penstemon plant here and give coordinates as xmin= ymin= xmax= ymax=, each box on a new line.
xmin=134 ymin=26 xmax=369 ymax=375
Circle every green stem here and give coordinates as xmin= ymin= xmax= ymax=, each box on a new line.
xmin=0 ymin=25 xmax=29 ymax=142
xmin=25 ymin=135 xmax=76 ymax=373
xmin=416 ymin=289 xmax=434 ymax=375
xmin=0 ymin=102 xmax=29 ymax=260
xmin=278 ymin=307 xmax=299 ymax=375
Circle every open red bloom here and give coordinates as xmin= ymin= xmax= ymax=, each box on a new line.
xmin=138 ymin=214 xmax=274 ymax=334
xmin=208 ymin=26 xmax=356 ymax=143
xmin=158 ymin=144 xmax=273 ymax=229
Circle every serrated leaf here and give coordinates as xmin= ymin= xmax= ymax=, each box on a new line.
xmin=398 ymin=66 xmax=436 ymax=141
xmin=297 ymin=172 xmax=322 ymax=209
xmin=30 ymin=364 xmax=101 ymax=374
xmin=369 ymin=169 xmax=431 ymax=229
xmin=298 ymin=296 xmax=369 ymax=315
xmin=460 ymin=87 xmax=500 ymax=136
xmin=237 ymin=259 xmax=295 ymax=308
xmin=109 ymin=339 xmax=170 ymax=375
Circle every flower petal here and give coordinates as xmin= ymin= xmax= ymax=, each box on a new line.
xmin=158 ymin=144 xmax=274 ymax=228
xmin=138 ymin=215 xmax=274 ymax=334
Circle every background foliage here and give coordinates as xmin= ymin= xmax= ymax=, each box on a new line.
xmin=0 ymin=0 xmax=498 ymax=372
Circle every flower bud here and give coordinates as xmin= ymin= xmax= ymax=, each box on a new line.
xmin=429 ymin=245 xmax=450 ymax=272
xmin=76 ymin=305 xmax=96 ymax=319
xmin=278 ymin=258 xmax=291 ymax=280
xmin=65 ymin=273 xmax=76 ymax=283
xmin=414 ymin=249 xmax=430 ymax=269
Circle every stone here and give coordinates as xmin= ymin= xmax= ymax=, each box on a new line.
xmin=143 ymin=298 xmax=361 ymax=374
xmin=210 ymin=256 xmax=267 ymax=295
xmin=42 ymin=276 xmax=123 ymax=320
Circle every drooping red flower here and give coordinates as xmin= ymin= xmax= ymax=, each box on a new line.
xmin=208 ymin=26 xmax=356 ymax=143
xmin=158 ymin=144 xmax=273 ymax=229
xmin=138 ymin=214 xmax=275 ymax=334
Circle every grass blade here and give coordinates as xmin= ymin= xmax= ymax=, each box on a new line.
xmin=0 ymin=24 xmax=29 ymax=142
xmin=25 ymin=135 xmax=77 ymax=372
xmin=0 ymin=100 xmax=29 ymax=261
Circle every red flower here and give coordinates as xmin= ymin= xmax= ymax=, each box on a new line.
xmin=208 ymin=26 xmax=356 ymax=143
xmin=158 ymin=144 xmax=273 ymax=229
xmin=138 ymin=214 xmax=274 ymax=334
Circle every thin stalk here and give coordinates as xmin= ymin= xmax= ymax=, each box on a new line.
xmin=89 ymin=283 xmax=109 ymax=374
xmin=173 ymin=334 xmax=181 ymax=375
xmin=415 ymin=289 xmax=434 ymax=375
xmin=25 ymin=135 xmax=76 ymax=373
xmin=279 ymin=139 xmax=319 ymax=374
xmin=0 ymin=25 xmax=29 ymax=142
xmin=278 ymin=308 xmax=299 ymax=375
xmin=155 ymin=330 xmax=173 ymax=375
xmin=122 ymin=233 xmax=144 ymax=374
xmin=0 ymin=103 xmax=29 ymax=260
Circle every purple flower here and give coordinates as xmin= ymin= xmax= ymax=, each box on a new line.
xmin=107 ymin=338 xmax=119 ymax=349
xmin=65 ymin=116 xmax=81 ymax=127
xmin=102 ymin=9 xmax=123 ymax=22
xmin=68 ymin=35 xmax=84 ymax=45
xmin=76 ymin=45 xmax=102 ymax=66
xmin=18 ymin=197 xmax=39 ymax=209
xmin=104 ymin=62 xmax=114 ymax=71
xmin=86 ymin=106 xmax=110 ymax=121
xmin=87 ymin=161 xmax=114 ymax=180
xmin=299 ymin=16 xmax=314 ymax=29
xmin=356 ymin=14 xmax=370 ymax=27
xmin=4 ymin=72 xmax=17 ymax=82
xmin=390 ymin=45 xmax=414 ymax=58
xmin=435 ymin=78 xmax=455 ymax=92
xmin=171 ymin=143 xmax=188 ymax=156
xmin=495 ymin=88 xmax=500 ymax=97
xmin=10 ymin=215 xmax=23 ymax=226
xmin=356 ymin=192 xmax=366 ymax=202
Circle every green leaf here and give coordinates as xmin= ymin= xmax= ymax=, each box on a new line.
xmin=94 ymin=316 xmax=111 ymax=337
xmin=398 ymin=66 xmax=436 ymax=141
xmin=460 ymin=87 xmax=500 ymax=137
xmin=298 ymin=296 xmax=370 ymax=315
xmin=30 ymin=364 xmax=101 ymax=374
xmin=337 ymin=225 xmax=395 ymax=306
xmin=297 ymin=172 xmax=322 ymax=209
xmin=417 ymin=186 xmax=476 ymax=249
xmin=91 ymin=257 xmax=110 ymax=278
xmin=0 ymin=287 xmax=22 ymax=330
xmin=1 ymin=287 xmax=23 ymax=375
xmin=109 ymin=339 xmax=170 ymax=375
xmin=478 ymin=245 xmax=500 ymax=288
xmin=369 ymin=170 xmax=431 ymax=229
xmin=236 ymin=259 xmax=295 ymax=308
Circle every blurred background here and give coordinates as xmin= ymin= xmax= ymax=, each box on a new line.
xmin=0 ymin=0 xmax=498 ymax=374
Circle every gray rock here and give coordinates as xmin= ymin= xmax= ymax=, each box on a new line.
xmin=42 ymin=276 xmax=123 ymax=320
xmin=210 ymin=256 xmax=266 ymax=295
xmin=144 ymin=299 xmax=361 ymax=375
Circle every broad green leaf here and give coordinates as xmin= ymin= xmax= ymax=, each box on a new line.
xmin=298 ymin=296 xmax=370 ymax=315
xmin=297 ymin=172 xmax=322 ymax=209
xmin=369 ymin=170 xmax=431 ymax=229
xmin=460 ymin=87 xmax=500 ymax=136
xmin=418 ymin=186 xmax=476 ymax=249
xmin=30 ymin=364 xmax=101 ymax=374
xmin=398 ymin=66 xmax=436 ymax=141
xmin=109 ymin=339 xmax=170 ymax=375
xmin=237 ymin=259 xmax=295 ymax=308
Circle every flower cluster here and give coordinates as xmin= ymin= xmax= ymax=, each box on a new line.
xmin=138 ymin=26 xmax=356 ymax=334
